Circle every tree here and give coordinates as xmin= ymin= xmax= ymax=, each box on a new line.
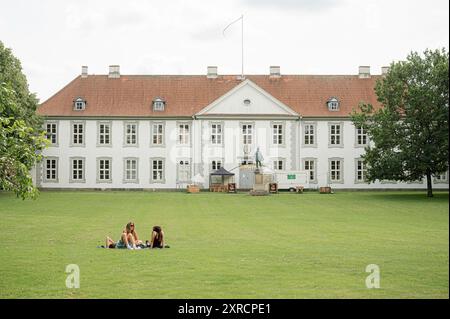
xmin=0 ymin=41 xmax=48 ymax=199
xmin=352 ymin=48 xmax=449 ymax=197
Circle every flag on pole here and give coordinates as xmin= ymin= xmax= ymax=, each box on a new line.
xmin=222 ymin=15 xmax=244 ymax=79
xmin=223 ymin=15 xmax=243 ymax=37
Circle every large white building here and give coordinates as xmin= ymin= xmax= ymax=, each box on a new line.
xmin=34 ymin=65 xmax=449 ymax=190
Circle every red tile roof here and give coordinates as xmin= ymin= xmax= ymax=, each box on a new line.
xmin=37 ymin=74 xmax=382 ymax=118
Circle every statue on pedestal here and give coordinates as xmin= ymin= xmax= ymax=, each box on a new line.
xmin=250 ymin=147 xmax=270 ymax=196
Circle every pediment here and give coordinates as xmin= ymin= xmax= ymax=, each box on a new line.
xmin=196 ymin=79 xmax=298 ymax=117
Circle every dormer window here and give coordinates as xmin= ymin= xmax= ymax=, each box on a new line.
xmin=74 ymin=98 xmax=86 ymax=111
xmin=153 ymin=98 xmax=165 ymax=112
xmin=327 ymin=97 xmax=340 ymax=111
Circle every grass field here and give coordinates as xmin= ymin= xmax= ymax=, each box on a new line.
xmin=0 ymin=190 xmax=448 ymax=299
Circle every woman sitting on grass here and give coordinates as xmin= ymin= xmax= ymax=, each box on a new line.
xmin=106 ymin=222 xmax=141 ymax=249
xmin=146 ymin=226 xmax=166 ymax=249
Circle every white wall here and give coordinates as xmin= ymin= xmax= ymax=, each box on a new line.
xmin=38 ymin=118 xmax=448 ymax=190
xmin=40 ymin=119 xmax=192 ymax=189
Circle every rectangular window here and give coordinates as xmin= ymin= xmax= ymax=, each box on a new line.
xmin=304 ymin=159 xmax=316 ymax=183
xmin=272 ymin=124 xmax=283 ymax=145
xmin=434 ymin=171 xmax=449 ymax=183
xmin=151 ymin=159 xmax=164 ymax=182
xmin=242 ymin=124 xmax=253 ymax=145
xmin=71 ymin=158 xmax=84 ymax=182
xmin=98 ymin=122 xmax=111 ymax=145
xmin=304 ymin=124 xmax=315 ymax=146
xmin=152 ymin=123 xmax=164 ymax=145
xmin=356 ymin=126 xmax=368 ymax=146
xmin=178 ymin=124 xmax=190 ymax=145
xmin=211 ymin=160 xmax=222 ymax=171
xmin=211 ymin=123 xmax=223 ymax=145
xmin=98 ymin=159 xmax=111 ymax=182
xmin=46 ymin=123 xmax=57 ymax=145
xmin=273 ymin=159 xmax=284 ymax=171
xmin=44 ymin=158 xmax=58 ymax=181
xmin=330 ymin=159 xmax=343 ymax=182
xmin=72 ymin=123 xmax=84 ymax=145
xmin=124 ymin=158 xmax=138 ymax=182
xmin=177 ymin=159 xmax=191 ymax=182
xmin=330 ymin=124 xmax=342 ymax=146
xmin=356 ymin=159 xmax=366 ymax=183
xmin=125 ymin=123 xmax=138 ymax=145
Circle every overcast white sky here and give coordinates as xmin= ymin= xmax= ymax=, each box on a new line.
xmin=1 ymin=0 xmax=448 ymax=102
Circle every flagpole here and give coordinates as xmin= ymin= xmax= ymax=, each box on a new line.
xmin=241 ymin=14 xmax=244 ymax=80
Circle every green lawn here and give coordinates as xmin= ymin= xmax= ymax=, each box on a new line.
xmin=0 ymin=190 xmax=448 ymax=299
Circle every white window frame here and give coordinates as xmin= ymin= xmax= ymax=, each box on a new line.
xmin=355 ymin=126 xmax=368 ymax=147
xmin=69 ymin=157 xmax=85 ymax=183
xmin=434 ymin=171 xmax=449 ymax=184
xmin=44 ymin=157 xmax=58 ymax=183
xmin=70 ymin=121 xmax=85 ymax=147
xmin=241 ymin=123 xmax=254 ymax=146
xmin=74 ymin=98 xmax=86 ymax=111
xmin=45 ymin=121 xmax=58 ymax=146
xmin=97 ymin=157 xmax=112 ymax=183
xmin=273 ymin=158 xmax=285 ymax=171
xmin=271 ymin=122 xmax=284 ymax=146
xmin=210 ymin=159 xmax=223 ymax=172
xmin=124 ymin=122 xmax=138 ymax=147
xmin=329 ymin=123 xmax=343 ymax=148
xmin=303 ymin=158 xmax=318 ymax=184
xmin=123 ymin=158 xmax=139 ymax=183
xmin=177 ymin=123 xmax=190 ymax=145
xmin=328 ymin=158 xmax=344 ymax=184
xmin=303 ymin=123 xmax=317 ymax=147
xmin=327 ymin=98 xmax=339 ymax=111
xmin=210 ymin=122 xmax=223 ymax=145
xmin=150 ymin=122 xmax=165 ymax=147
xmin=152 ymin=99 xmax=165 ymax=112
xmin=150 ymin=158 xmax=165 ymax=183
xmin=355 ymin=159 xmax=367 ymax=184
xmin=97 ymin=121 xmax=112 ymax=147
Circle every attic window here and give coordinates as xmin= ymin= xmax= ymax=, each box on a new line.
xmin=74 ymin=98 xmax=86 ymax=111
xmin=327 ymin=97 xmax=340 ymax=111
xmin=243 ymin=99 xmax=251 ymax=106
xmin=153 ymin=98 xmax=165 ymax=111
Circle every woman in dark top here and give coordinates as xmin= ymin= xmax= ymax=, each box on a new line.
xmin=148 ymin=226 xmax=165 ymax=248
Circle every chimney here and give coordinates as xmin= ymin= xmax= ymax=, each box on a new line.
xmin=270 ymin=66 xmax=281 ymax=78
xmin=358 ymin=66 xmax=371 ymax=78
xmin=207 ymin=66 xmax=218 ymax=79
xmin=381 ymin=66 xmax=390 ymax=76
xmin=81 ymin=66 xmax=88 ymax=78
xmin=108 ymin=65 xmax=120 ymax=78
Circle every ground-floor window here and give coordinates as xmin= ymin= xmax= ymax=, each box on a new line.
xmin=273 ymin=159 xmax=284 ymax=171
xmin=151 ymin=159 xmax=165 ymax=183
xmin=98 ymin=158 xmax=112 ymax=182
xmin=70 ymin=158 xmax=85 ymax=182
xmin=355 ymin=159 xmax=366 ymax=183
xmin=44 ymin=158 xmax=58 ymax=182
xmin=124 ymin=158 xmax=138 ymax=183
xmin=211 ymin=159 xmax=222 ymax=172
xmin=434 ymin=171 xmax=449 ymax=183
xmin=303 ymin=159 xmax=317 ymax=183
xmin=329 ymin=159 xmax=343 ymax=183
